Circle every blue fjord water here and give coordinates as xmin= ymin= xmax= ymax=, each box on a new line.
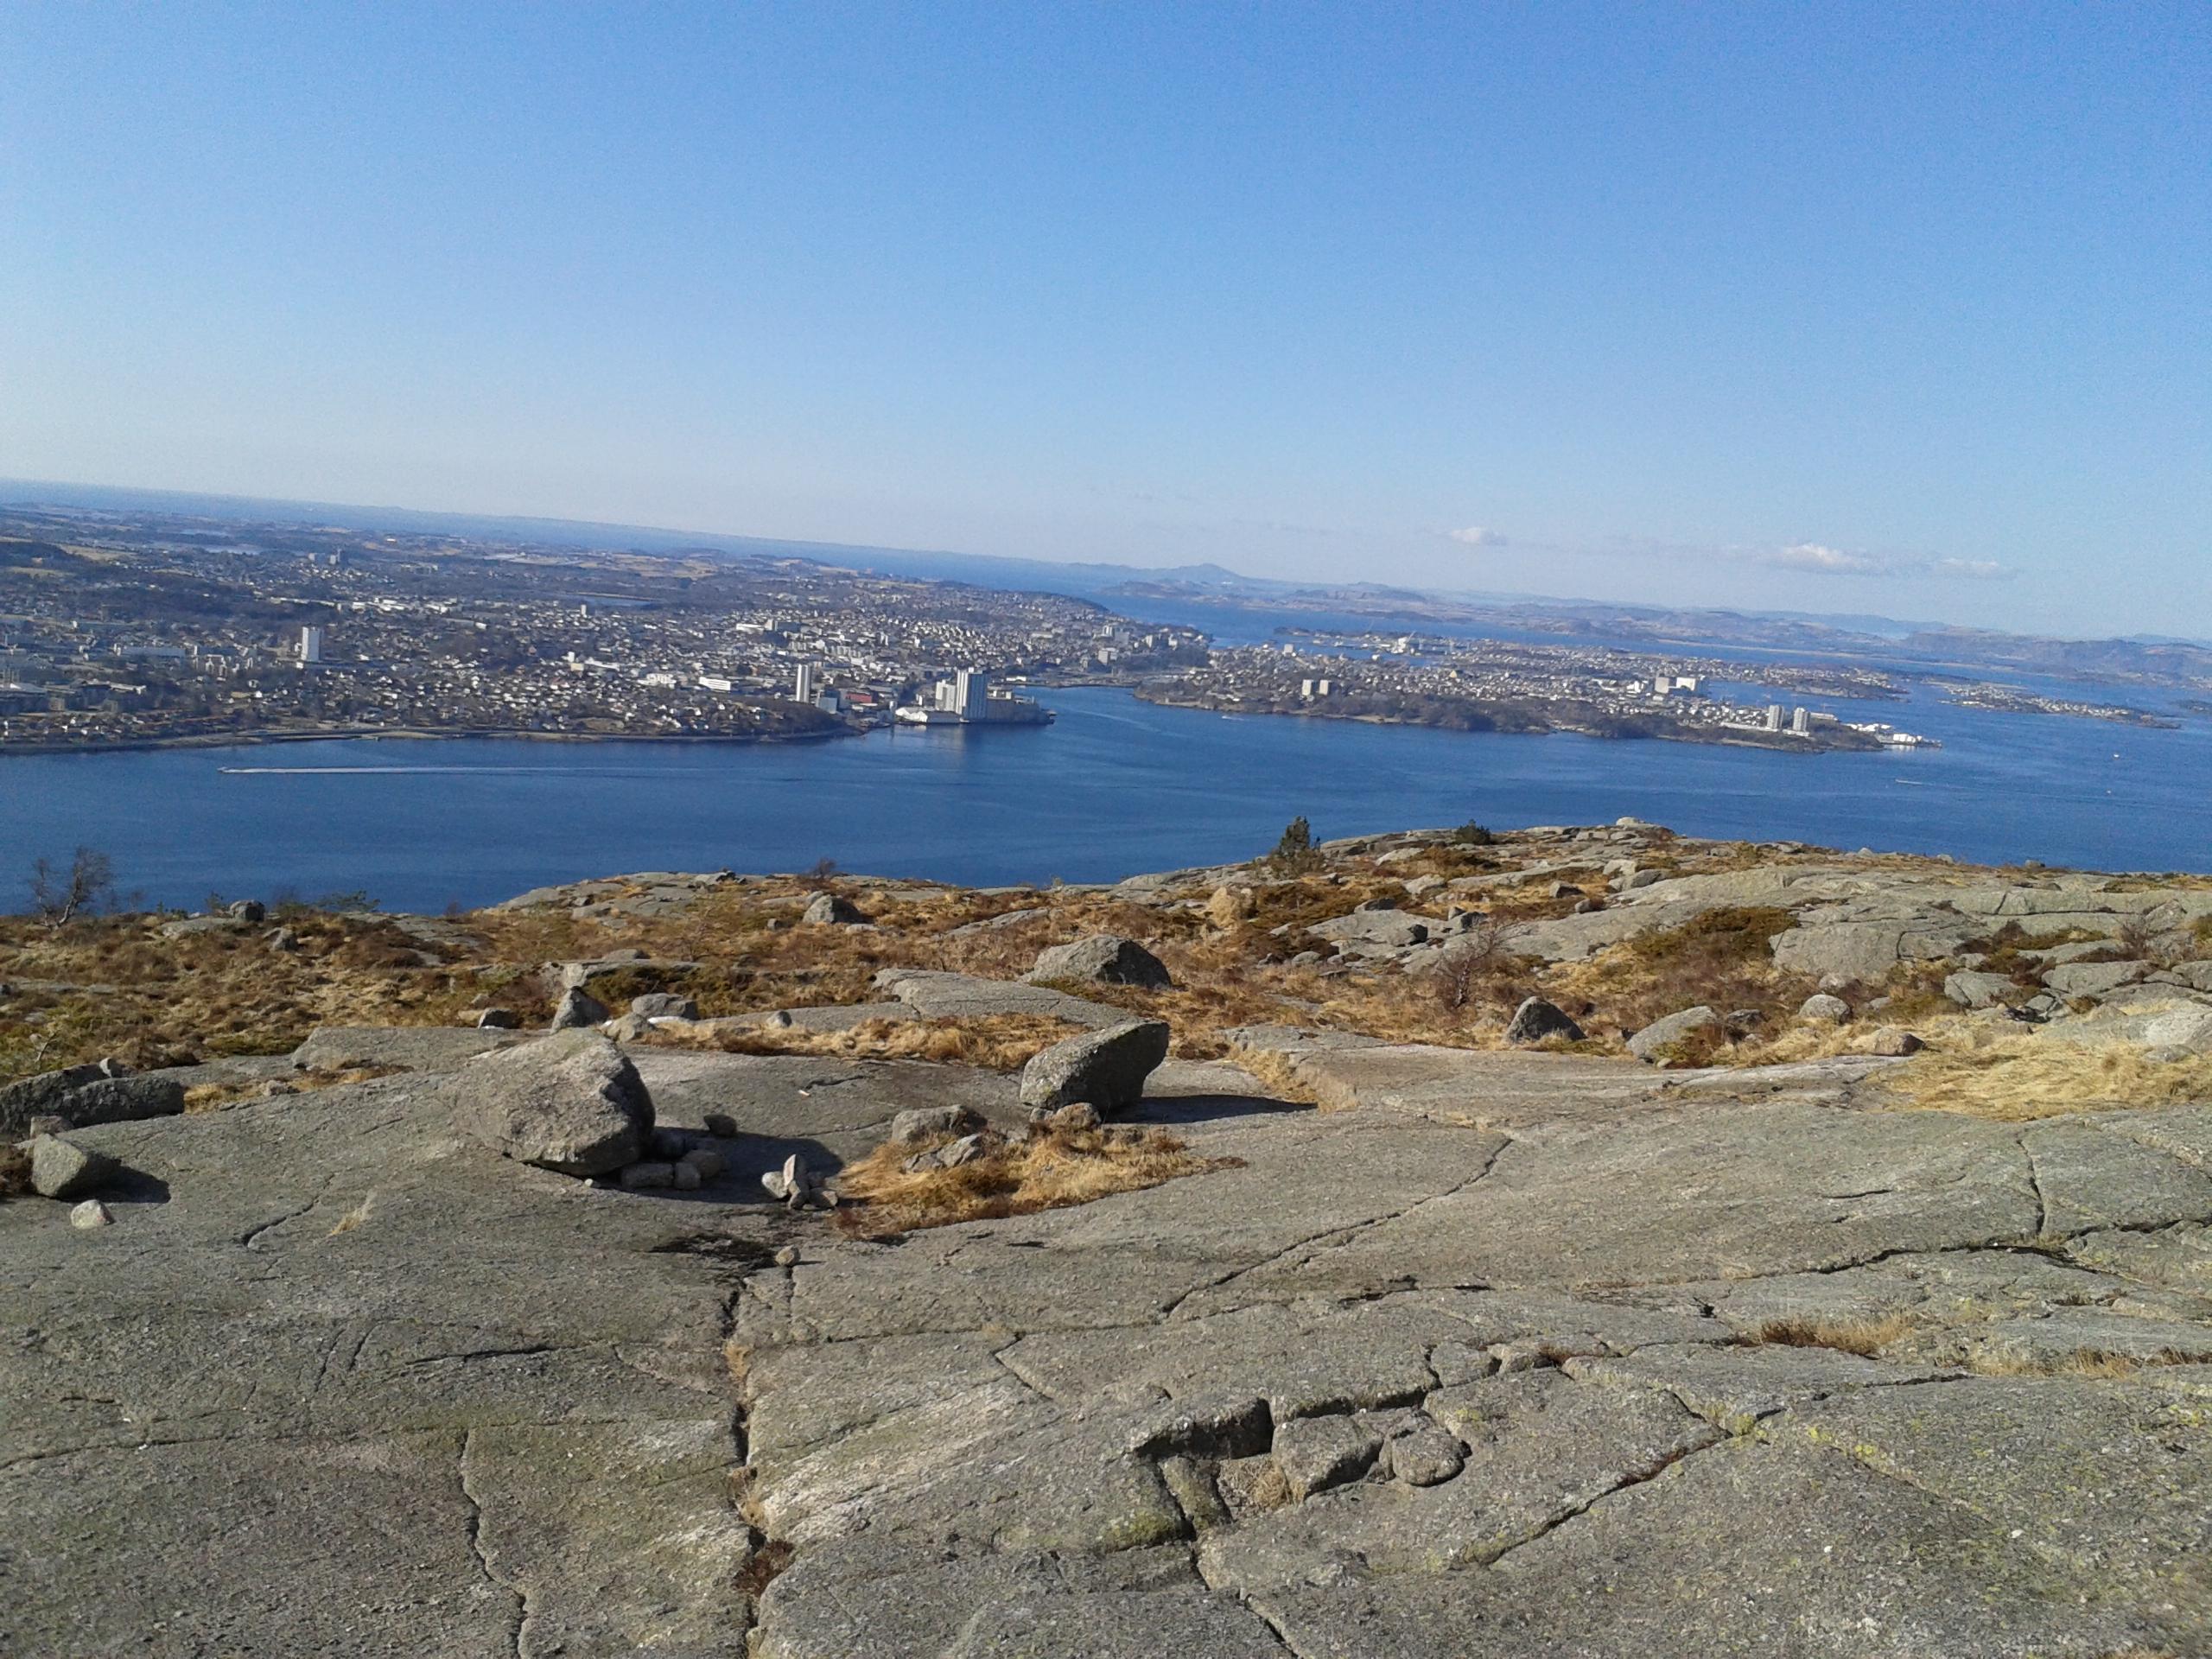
xmin=1 ymin=684 xmax=2207 ymax=912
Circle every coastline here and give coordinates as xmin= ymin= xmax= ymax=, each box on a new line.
xmin=0 ymin=722 xmax=860 ymax=759
xmin=1128 ymin=688 xmax=1891 ymax=754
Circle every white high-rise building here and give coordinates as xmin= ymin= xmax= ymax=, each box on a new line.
xmin=952 ymin=669 xmax=986 ymax=719
xmin=793 ymin=663 xmax=817 ymax=704
xmin=1791 ymin=707 xmax=1812 ymax=736
xmin=1764 ymin=704 xmax=1783 ymax=732
xmin=299 ymin=626 xmax=325 ymax=664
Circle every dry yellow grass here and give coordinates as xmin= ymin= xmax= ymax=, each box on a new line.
xmin=1960 ymin=1342 xmax=2192 ymax=1378
xmin=833 ymin=1123 xmax=1238 ymax=1238
xmin=1227 ymin=1046 xmax=1330 ymax=1109
xmin=682 ymin=1014 xmax=1078 ymax=1071
xmin=325 ymin=1194 xmax=375 ymax=1236
xmin=182 ymin=1064 xmax=404 ymax=1113
xmin=1876 ymin=1030 xmax=2212 ymax=1121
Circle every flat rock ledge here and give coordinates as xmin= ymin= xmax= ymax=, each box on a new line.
xmin=4 ymin=1027 xmax=2209 ymax=1657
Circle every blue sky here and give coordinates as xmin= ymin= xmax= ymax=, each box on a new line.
xmin=3 ymin=4 xmax=2205 ymax=634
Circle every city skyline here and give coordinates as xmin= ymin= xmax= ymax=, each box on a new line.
xmin=3 ymin=5 xmax=2205 ymax=636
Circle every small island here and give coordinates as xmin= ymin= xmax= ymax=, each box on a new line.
xmin=1930 ymin=678 xmax=2181 ymax=728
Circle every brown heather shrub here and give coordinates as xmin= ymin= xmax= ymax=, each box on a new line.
xmin=0 ymin=1141 xmax=30 ymax=1200
xmin=1546 ymin=906 xmax=1811 ymax=1052
xmin=833 ymin=1123 xmax=1238 ymax=1237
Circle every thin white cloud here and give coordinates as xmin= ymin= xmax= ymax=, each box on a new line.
xmin=1769 ymin=542 xmax=1887 ymax=575
xmin=1565 ymin=535 xmax=2015 ymax=582
xmin=1446 ymin=525 xmax=1505 ymax=548
xmin=1755 ymin=542 xmax=2014 ymax=582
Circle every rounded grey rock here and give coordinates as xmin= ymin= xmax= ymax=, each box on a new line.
xmin=1021 ymin=935 xmax=1174 ymax=990
xmin=1503 ymin=996 xmax=1585 ymax=1046
xmin=1019 ymin=1020 xmax=1172 ymax=1115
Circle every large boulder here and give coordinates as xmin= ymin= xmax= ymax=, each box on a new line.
xmin=1798 ymin=993 xmax=1853 ymax=1026
xmin=1020 ymin=1020 xmax=1172 ymax=1116
xmin=802 ymin=893 xmax=867 ymax=925
xmin=1503 ymin=997 xmax=1584 ymax=1046
xmin=452 ymin=1030 xmax=654 ymax=1177
xmin=1626 ymin=1006 xmax=1722 ymax=1064
xmin=0 ymin=1065 xmax=184 ymax=1140
xmin=1022 ymin=935 xmax=1174 ymax=990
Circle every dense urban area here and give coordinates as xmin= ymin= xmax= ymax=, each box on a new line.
xmin=10 ymin=500 xmax=2192 ymax=756
xmin=0 ymin=505 xmax=1205 ymax=751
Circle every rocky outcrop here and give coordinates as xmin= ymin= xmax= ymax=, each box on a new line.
xmin=450 ymin=1029 xmax=653 ymax=1176
xmin=0 ymin=1065 xmax=183 ymax=1139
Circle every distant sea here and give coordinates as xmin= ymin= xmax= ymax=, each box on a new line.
xmin=3 ymin=681 xmax=2209 ymax=913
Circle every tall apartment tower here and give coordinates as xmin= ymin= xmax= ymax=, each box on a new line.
xmin=299 ymin=626 xmax=325 ymax=664
xmin=793 ymin=663 xmax=818 ymax=704
xmin=1791 ymin=707 xmax=1812 ymax=736
xmin=952 ymin=669 xmax=987 ymax=720
xmin=1764 ymin=704 xmax=1783 ymax=732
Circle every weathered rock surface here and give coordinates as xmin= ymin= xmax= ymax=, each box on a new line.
xmin=1019 ymin=1019 xmax=1173 ymax=1114
xmin=290 ymin=1024 xmax=523 ymax=1073
xmin=734 ymin=1047 xmax=2211 ymax=1656
xmin=874 ymin=967 xmax=1133 ymax=1029
xmin=10 ymin=848 xmax=2212 ymax=1656
xmin=450 ymin=1029 xmax=654 ymax=1176
xmin=1023 ymin=934 xmax=1174 ymax=989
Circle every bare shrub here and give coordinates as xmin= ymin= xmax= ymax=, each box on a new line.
xmin=29 ymin=848 xmax=115 ymax=930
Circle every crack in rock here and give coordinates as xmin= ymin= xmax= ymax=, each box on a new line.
xmin=457 ymin=1428 xmax=531 ymax=1659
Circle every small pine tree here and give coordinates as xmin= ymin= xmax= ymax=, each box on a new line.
xmin=1269 ymin=817 xmax=1320 ymax=873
